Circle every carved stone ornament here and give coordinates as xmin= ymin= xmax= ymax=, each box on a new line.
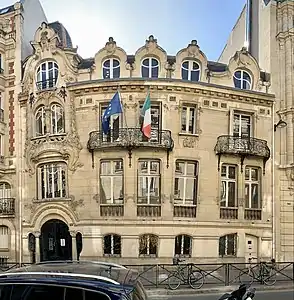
xmin=187 ymin=40 xmax=200 ymax=57
xmin=183 ymin=136 xmax=197 ymax=148
xmin=233 ymin=47 xmax=251 ymax=66
xmin=105 ymin=37 xmax=117 ymax=54
xmin=286 ymin=167 xmax=294 ymax=195
xmin=145 ymin=35 xmax=158 ymax=52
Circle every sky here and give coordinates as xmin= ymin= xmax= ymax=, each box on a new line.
xmin=1 ymin=0 xmax=246 ymax=61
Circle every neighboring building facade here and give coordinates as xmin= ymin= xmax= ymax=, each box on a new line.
xmin=219 ymin=0 xmax=294 ymax=262
xmin=0 ymin=0 xmax=47 ymax=263
xmin=17 ymin=22 xmax=275 ymax=264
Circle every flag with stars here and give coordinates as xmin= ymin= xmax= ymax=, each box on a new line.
xmin=101 ymin=91 xmax=123 ymax=135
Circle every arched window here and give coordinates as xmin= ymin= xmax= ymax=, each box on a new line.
xmin=219 ymin=233 xmax=237 ymax=257
xmin=103 ymin=234 xmax=121 ymax=256
xmin=0 ymin=226 xmax=9 ymax=250
xmin=51 ymin=104 xmax=64 ymax=134
xmin=174 ymin=234 xmax=192 ymax=257
xmin=139 ymin=234 xmax=158 ymax=257
xmin=233 ymin=70 xmax=252 ymax=90
xmin=141 ymin=57 xmax=159 ymax=78
xmin=35 ymin=106 xmax=46 ymax=136
xmin=0 ymin=182 xmax=13 ymax=215
xmin=36 ymin=61 xmax=59 ymax=90
xmin=102 ymin=58 xmax=120 ymax=79
xmin=37 ymin=162 xmax=67 ymax=199
xmin=181 ymin=61 xmax=200 ymax=82
xmin=0 ymin=182 xmax=11 ymax=198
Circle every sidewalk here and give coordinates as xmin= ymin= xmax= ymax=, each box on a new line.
xmin=146 ymin=282 xmax=294 ymax=297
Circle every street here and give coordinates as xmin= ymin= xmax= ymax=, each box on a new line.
xmin=150 ymin=289 xmax=294 ymax=300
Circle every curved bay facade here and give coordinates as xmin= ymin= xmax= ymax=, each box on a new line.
xmin=4 ymin=21 xmax=275 ymax=264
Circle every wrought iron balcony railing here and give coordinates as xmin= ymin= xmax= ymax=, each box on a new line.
xmin=0 ymin=198 xmax=15 ymax=216
xmin=88 ymin=128 xmax=174 ymax=167
xmin=215 ymin=135 xmax=270 ymax=173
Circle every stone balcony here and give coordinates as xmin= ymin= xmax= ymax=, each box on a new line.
xmin=215 ymin=135 xmax=270 ymax=173
xmin=88 ymin=128 xmax=174 ymax=167
xmin=0 ymin=198 xmax=15 ymax=217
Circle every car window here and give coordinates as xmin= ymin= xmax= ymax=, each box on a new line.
xmin=23 ymin=285 xmax=64 ymax=300
xmin=65 ymin=287 xmax=110 ymax=300
xmin=0 ymin=285 xmax=12 ymax=300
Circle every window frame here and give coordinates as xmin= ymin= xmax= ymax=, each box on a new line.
xmin=174 ymin=234 xmax=192 ymax=257
xmin=103 ymin=234 xmax=121 ymax=257
xmin=139 ymin=234 xmax=158 ymax=257
xmin=232 ymin=112 xmax=252 ymax=138
xmin=0 ymin=225 xmax=9 ymax=250
xmin=50 ymin=103 xmax=65 ymax=135
xmin=0 ymin=134 xmax=3 ymax=157
xmin=181 ymin=60 xmax=201 ymax=81
xmin=0 ymin=182 xmax=11 ymax=198
xmin=174 ymin=160 xmax=198 ymax=205
xmin=141 ymin=57 xmax=159 ymax=78
xmin=180 ymin=104 xmax=197 ymax=134
xmin=137 ymin=159 xmax=161 ymax=205
xmin=99 ymin=159 xmax=124 ymax=204
xmin=233 ymin=70 xmax=252 ymax=90
xmin=36 ymin=61 xmax=59 ymax=90
xmin=37 ymin=162 xmax=68 ymax=200
xmin=244 ymin=166 xmax=261 ymax=209
xmin=219 ymin=233 xmax=237 ymax=257
xmin=102 ymin=58 xmax=120 ymax=79
xmin=220 ymin=164 xmax=237 ymax=208
xmin=35 ymin=105 xmax=46 ymax=137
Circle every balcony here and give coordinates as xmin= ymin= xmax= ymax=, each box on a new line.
xmin=245 ymin=208 xmax=262 ymax=220
xmin=137 ymin=204 xmax=161 ymax=217
xmin=88 ymin=128 xmax=174 ymax=167
xmin=220 ymin=207 xmax=238 ymax=219
xmin=173 ymin=205 xmax=197 ymax=218
xmin=0 ymin=198 xmax=15 ymax=216
xmin=215 ymin=135 xmax=270 ymax=173
xmin=100 ymin=204 xmax=124 ymax=217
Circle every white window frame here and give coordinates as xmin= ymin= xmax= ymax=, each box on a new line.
xmin=102 ymin=58 xmax=120 ymax=79
xmin=219 ymin=234 xmax=237 ymax=256
xmin=0 ymin=182 xmax=11 ymax=198
xmin=36 ymin=61 xmax=59 ymax=90
xmin=181 ymin=60 xmax=201 ymax=81
xmin=101 ymin=104 xmax=122 ymax=142
xmin=175 ymin=234 xmax=192 ymax=256
xmin=233 ymin=113 xmax=252 ymax=138
xmin=174 ymin=161 xmax=198 ymax=205
xmin=233 ymin=70 xmax=252 ymax=90
xmin=0 ymin=134 xmax=3 ymax=157
xmin=220 ymin=165 xmax=237 ymax=207
xmin=245 ymin=167 xmax=261 ymax=209
xmin=38 ymin=162 xmax=67 ymax=200
xmin=35 ymin=106 xmax=46 ymax=136
xmin=50 ymin=103 xmax=64 ymax=134
xmin=181 ymin=105 xmax=197 ymax=134
xmin=141 ymin=57 xmax=159 ymax=78
xmin=100 ymin=160 xmax=124 ymax=204
xmin=103 ymin=234 xmax=121 ymax=256
xmin=0 ymin=226 xmax=9 ymax=249
xmin=137 ymin=160 xmax=160 ymax=204
xmin=139 ymin=234 xmax=158 ymax=256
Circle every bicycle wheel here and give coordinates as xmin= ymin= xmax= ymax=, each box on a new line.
xmin=189 ymin=270 xmax=204 ymax=289
xmin=263 ymin=267 xmax=277 ymax=286
xmin=239 ymin=268 xmax=254 ymax=284
xmin=168 ymin=273 xmax=181 ymax=290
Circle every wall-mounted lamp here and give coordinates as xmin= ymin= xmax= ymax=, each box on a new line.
xmin=274 ymin=119 xmax=287 ymax=132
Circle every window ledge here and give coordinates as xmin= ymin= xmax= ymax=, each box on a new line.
xmin=178 ymin=132 xmax=199 ymax=137
xmin=36 ymin=87 xmax=57 ymax=94
xmin=31 ymin=133 xmax=67 ymax=142
xmin=33 ymin=197 xmax=71 ymax=203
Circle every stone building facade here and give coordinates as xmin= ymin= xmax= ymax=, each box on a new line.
xmin=0 ymin=0 xmax=46 ymax=264
xmin=13 ymin=21 xmax=276 ymax=264
xmin=219 ymin=0 xmax=294 ymax=262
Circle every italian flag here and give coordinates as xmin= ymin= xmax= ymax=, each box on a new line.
xmin=141 ymin=92 xmax=151 ymax=139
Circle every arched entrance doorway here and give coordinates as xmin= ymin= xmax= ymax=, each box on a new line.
xmin=40 ymin=219 xmax=72 ymax=262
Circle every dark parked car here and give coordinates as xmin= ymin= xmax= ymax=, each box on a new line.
xmin=0 ymin=260 xmax=148 ymax=300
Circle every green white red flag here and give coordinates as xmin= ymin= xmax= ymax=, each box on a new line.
xmin=141 ymin=92 xmax=151 ymax=139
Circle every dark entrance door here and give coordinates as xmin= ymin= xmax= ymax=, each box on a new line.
xmin=40 ymin=219 xmax=72 ymax=262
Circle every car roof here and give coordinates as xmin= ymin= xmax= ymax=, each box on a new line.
xmin=1 ymin=261 xmax=139 ymax=288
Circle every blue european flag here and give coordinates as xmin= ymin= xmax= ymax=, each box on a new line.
xmin=101 ymin=91 xmax=123 ymax=134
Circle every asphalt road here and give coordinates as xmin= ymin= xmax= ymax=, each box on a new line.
xmin=153 ymin=289 xmax=294 ymax=300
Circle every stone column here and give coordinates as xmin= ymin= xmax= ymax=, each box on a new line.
xmin=70 ymin=231 xmax=77 ymax=261
xmin=34 ymin=232 xmax=41 ymax=263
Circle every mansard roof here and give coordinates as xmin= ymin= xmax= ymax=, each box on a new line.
xmin=48 ymin=21 xmax=73 ymax=49
xmin=0 ymin=5 xmax=14 ymax=15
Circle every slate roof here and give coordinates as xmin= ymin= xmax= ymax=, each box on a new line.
xmin=0 ymin=5 xmax=14 ymax=15
xmin=48 ymin=21 xmax=73 ymax=48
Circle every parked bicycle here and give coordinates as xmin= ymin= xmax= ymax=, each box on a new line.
xmin=167 ymin=257 xmax=205 ymax=290
xmin=239 ymin=256 xmax=276 ymax=286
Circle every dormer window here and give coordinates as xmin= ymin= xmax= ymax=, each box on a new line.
xmin=36 ymin=61 xmax=59 ymax=90
xmin=141 ymin=57 xmax=159 ymax=78
xmin=233 ymin=70 xmax=252 ymax=90
xmin=102 ymin=58 xmax=120 ymax=79
xmin=181 ymin=61 xmax=200 ymax=82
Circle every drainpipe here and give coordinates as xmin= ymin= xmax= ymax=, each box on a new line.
xmin=271 ymin=100 xmax=276 ymax=260
xmin=18 ymin=117 xmax=23 ymax=265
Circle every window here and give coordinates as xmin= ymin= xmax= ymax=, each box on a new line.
xmin=101 ymin=105 xmax=121 ymax=141
xmin=181 ymin=105 xmax=197 ymax=134
xmin=245 ymin=167 xmax=260 ymax=209
xmin=37 ymin=162 xmax=67 ymax=199
xmin=35 ymin=106 xmax=46 ymax=136
xmin=233 ymin=113 xmax=251 ymax=138
xmin=100 ymin=160 xmax=123 ymax=204
xmin=139 ymin=234 xmax=158 ymax=257
xmin=103 ymin=234 xmax=121 ymax=256
xmin=220 ymin=165 xmax=237 ymax=207
xmin=51 ymin=104 xmax=64 ymax=134
xmin=219 ymin=234 xmax=237 ymax=257
xmin=174 ymin=161 xmax=198 ymax=205
xmin=141 ymin=57 xmax=159 ymax=78
xmin=0 ymin=134 xmax=3 ymax=159
xmin=138 ymin=160 xmax=160 ymax=204
xmin=140 ymin=104 xmax=161 ymax=142
xmin=0 ymin=257 xmax=8 ymax=266
xmin=0 ymin=226 xmax=9 ymax=249
xmin=174 ymin=234 xmax=192 ymax=257
xmin=181 ymin=61 xmax=200 ymax=81
xmin=0 ymin=182 xmax=11 ymax=199
xmin=0 ymin=53 xmax=3 ymax=73
xmin=36 ymin=61 xmax=59 ymax=90
xmin=102 ymin=58 xmax=120 ymax=79
xmin=233 ymin=70 xmax=252 ymax=90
